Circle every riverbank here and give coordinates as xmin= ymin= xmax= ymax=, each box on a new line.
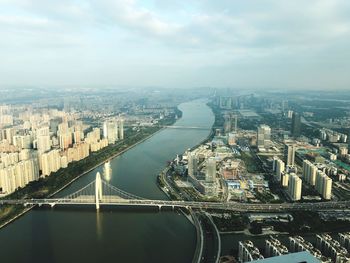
xmin=0 ymin=112 xmax=180 ymax=230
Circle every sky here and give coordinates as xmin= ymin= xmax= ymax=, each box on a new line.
xmin=0 ymin=0 xmax=350 ymax=89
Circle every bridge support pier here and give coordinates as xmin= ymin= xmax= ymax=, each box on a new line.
xmin=158 ymin=205 xmax=162 ymax=211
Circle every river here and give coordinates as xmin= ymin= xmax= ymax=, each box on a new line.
xmin=0 ymin=99 xmax=215 ymax=263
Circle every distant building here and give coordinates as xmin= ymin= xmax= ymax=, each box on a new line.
xmin=36 ymin=135 xmax=51 ymax=153
xmin=224 ymin=114 xmax=232 ymax=134
xmin=228 ymin=132 xmax=236 ymax=146
xmin=118 ymin=118 xmax=124 ymax=140
xmin=257 ymin=125 xmax=271 ymax=148
xmin=233 ymin=114 xmax=238 ymax=132
xmin=291 ymin=112 xmax=301 ymax=137
xmin=103 ymin=120 xmax=118 ymax=144
xmin=40 ymin=149 xmax=61 ymax=177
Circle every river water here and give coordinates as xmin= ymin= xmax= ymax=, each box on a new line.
xmin=0 ymin=100 xmax=215 ymax=263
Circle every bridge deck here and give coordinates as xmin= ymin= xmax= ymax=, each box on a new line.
xmin=1 ymin=198 xmax=349 ymax=212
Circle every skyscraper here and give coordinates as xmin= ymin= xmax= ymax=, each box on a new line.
xmin=284 ymin=144 xmax=296 ymax=167
xmin=291 ymin=112 xmax=301 ymax=137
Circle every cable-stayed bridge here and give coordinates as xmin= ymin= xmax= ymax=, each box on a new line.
xmin=1 ymin=172 xmax=350 ymax=212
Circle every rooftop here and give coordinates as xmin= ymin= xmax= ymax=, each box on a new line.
xmin=251 ymin=251 xmax=320 ymax=263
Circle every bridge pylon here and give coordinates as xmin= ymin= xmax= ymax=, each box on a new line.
xmin=95 ymin=172 xmax=103 ymax=210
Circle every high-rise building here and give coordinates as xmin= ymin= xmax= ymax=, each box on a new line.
xmin=13 ymin=135 xmax=32 ymax=149
xmin=224 ymin=114 xmax=232 ymax=134
xmin=0 ymin=157 xmax=39 ymax=196
xmin=103 ymin=121 xmax=108 ymax=139
xmin=58 ymin=122 xmax=69 ymax=134
xmin=205 ymin=158 xmax=216 ymax=183
xmin=118 ymin=118 xmax=124 ymax=140
xmin=103 ymin=121 xmax=118 ymax=144
xmin=233 ymin=114 xmax=238 ymax=132
xmin=288 ymin=173 xmax=302 ymax=201
xmin=257 ymin=125 xmax=271 ymax=148
xmin=187 ymin=153 xmax=198 ymax=178
xmin=59 ymin=132 xmax=72 ymax=150
xmin=37 ymin=126 xmax=50 ymax=136
xmin=303 ymin=160 xmax=317 ymax=186
xmin=291 ymin=112 xmax=301 ymax=137
xmin=275 ymin=159 xmax=285 ymax=182
xmin=40 ymin=149 xmax=61 ymax=177
xmin=73 ymin=130 xmax=83 ymax=144
xmin=36 ymin=135 xmax=51 ymax=153
xmin=281 ymin=172 xmax=289 ymax=187
xmin=284 ymin=144 xmax=296 ymax=167
xmin=315 ymin=171 xmax=332 ymax=200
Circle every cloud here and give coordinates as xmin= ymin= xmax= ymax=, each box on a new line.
xmin=0 ymin=0 xmax=349 ymax=88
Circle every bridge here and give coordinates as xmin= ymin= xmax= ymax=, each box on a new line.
xmin=126 ymin=124 xmax=211 ymax=131
xmin=2 ymin=172 xmax=350 ymax=213
xmin=162 ymin=125 xmax=210 ymax=130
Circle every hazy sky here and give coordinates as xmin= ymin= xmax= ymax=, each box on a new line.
xmin=1 ymin=0 xmax=350 ymax=89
